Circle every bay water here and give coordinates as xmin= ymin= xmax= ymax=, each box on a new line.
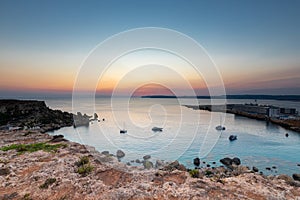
xmin=47 ymin=97 xmax=300 ymax=175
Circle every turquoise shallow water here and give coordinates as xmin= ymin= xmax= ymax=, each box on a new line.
xmin=47 ymin=97 xmax=300 ymax=176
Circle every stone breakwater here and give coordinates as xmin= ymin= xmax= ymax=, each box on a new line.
xmin=0 ymin=130 xmax=300 ymax=200
xmin=185 ymin=104 xmax=300 ymax=133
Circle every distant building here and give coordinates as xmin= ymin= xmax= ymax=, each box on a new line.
xmin=231 ymin=104 xmax=269 ymax=115
xmin=268 ymin=107 xmax=280 ymax=118
xmin=230 ymin=104 xmax=297 ymax=118
xmin=280 ymin=108 xmax=296 ymax=115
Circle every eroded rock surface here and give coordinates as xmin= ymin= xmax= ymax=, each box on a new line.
xmin=0 ymin=130 xmax=299 ymax=200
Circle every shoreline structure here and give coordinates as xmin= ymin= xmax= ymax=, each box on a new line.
xmin=0 ymin=99 xmax=300 ymax=199
xmin=185 ymin=104 xmax=300 ymax=133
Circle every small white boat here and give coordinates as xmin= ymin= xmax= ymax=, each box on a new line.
xmin=152 ymin=127 xmax=163 ymax=132
xmin=120 ymin=129 xmax=127 ymax=134
xmin=120 ymin=122 xmax=127 ymax=134
xmin=216 ymin=125 xmax=226 ymax=131
xmin=229 ymin=135 xmax=237 ymax=141
xmin=216 ymin=115 xmax=226 ymax=131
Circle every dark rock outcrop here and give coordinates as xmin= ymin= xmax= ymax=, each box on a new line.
xmin=252 ymin=166 xmax=259 ymax=172
xmin=0 ymin=100 xmax=74 ymax=132
xmin=293 ymin=174 xmax=300 ymax=182
xmin=232 ymin=157 xmax=241 ymax=165
xmin=50 ymin=135 xmax=67 ymax=143
xmin=163 ymin=160 xmax=186 ymax=171
xmin=101 ymin=151 xmax=110 ymax=155
xmin=155 ymin=159 xmax=164 ymax=168
xmin=220 ymin=157 xmax=233 ymax=167
xmin=193 ymin=157 xmax=200 ymax=166
xmin=0 ymin=168 xmax=10 ymax=176
xmin=143 ymin=155 xmax=151 ymax=160
xmin=116 ymin=150 xmax=125 ymax=158
xmin=143 ymin=160 xmax=153 ymax=169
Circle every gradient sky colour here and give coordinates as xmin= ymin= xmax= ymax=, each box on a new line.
xmin=0 ymin=0 xmax=300 ymax=97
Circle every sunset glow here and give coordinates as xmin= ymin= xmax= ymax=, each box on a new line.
xmin=0 ymin=0 xmax=299 ymax=97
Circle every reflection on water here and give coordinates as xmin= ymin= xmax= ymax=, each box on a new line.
xmin=47 ymin=97 xmax=300 ymax=175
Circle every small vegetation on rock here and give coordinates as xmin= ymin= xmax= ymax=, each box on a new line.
xmin=75 ymin=156 xmax=89 ymax=166
xmin=76 ymin=156 xmax=94 ymax=176
xmin=23 ymin=131 xmax=35 ymax=136
xmin=39 ymin=178 xmax=56 ymax=189
xmin=22 ymin=193 xmax=32 ymax=200
xmin=0 ymin=158 xmax=9 ymax=164
xmin=205 ymin=170 xmax=213 ymax=176
xmin=0 ymin=142 xmax=66 ymax=154
xmin=77 ymin=164 xmax=94 ymax=176
xmin=189 ymin=169 xmax=199 ymax=178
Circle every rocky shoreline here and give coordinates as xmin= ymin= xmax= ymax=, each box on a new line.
xmin=0 ymin=99 xmax=94 ymax=133
xmin=0 ymin=100 xmax=300 ymax=199
xmin=1 ymin=130 xmax=300 ymax=199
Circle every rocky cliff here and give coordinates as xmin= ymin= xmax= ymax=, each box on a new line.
xmin=0 ymin=99 xmax=73 ymax=132
xmin=0 ymin=130 xmax=299 ymax=199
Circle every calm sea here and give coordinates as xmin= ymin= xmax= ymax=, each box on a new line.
xmin=46 ymin=97 xmax=300 ymax=175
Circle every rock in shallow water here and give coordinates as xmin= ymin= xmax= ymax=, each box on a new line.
xmin=163 ymin=160 xmax=186 ymax=171
xmin=143 ymin=160 xmax=153 ymax=169
xmin=252 ymin=166 xmax=259 ymax=172
xmin=143 ymin=155 xmax=151 ymax=160
xmin=293 ymin=174 xmax=300 ymax=182
xmin=193 ymin=157 xmax=200 ymax=166
xmin=116 ymin=150 xmax=125 ymax=158
xmin=101 ymin=151 xmax=109 ymax=155
xmin=50 ymin=135 xmax=67 ymax=142
xmin=232 ymin=157 xmax=241 ymax=166
xmin=155 ymin=159 xmax=164 ymax=168
xmin=220 ymin=157 xmax=233 ymax=167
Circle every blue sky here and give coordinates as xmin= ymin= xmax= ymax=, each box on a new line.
xmin=0 ymin=0 xmax=300 ymax=96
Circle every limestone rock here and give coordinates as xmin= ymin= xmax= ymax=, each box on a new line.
xmin=116 ymin=150 xmax=125 ymax=158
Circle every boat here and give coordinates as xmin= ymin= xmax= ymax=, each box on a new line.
xmin=120 ymin=122 xmax=127 ymax=134
xmin=229 ymin=135 xmax=237 ymax=141
xmin=120 ymin=129 xmax=127 ymax=134
xmin=216 ymin=115 xmax=226 ymax=131
xmin=152 ymin=127 xmax=163 ymax=132
xmin=216 ymin=125 xmax=226 ymax=131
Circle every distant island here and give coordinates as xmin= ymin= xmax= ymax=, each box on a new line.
xmin=141 ymin=95 xmax=300 ymax=101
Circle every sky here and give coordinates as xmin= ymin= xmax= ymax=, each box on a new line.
xmin=0 ymin=0 xmax=299 ymax=97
